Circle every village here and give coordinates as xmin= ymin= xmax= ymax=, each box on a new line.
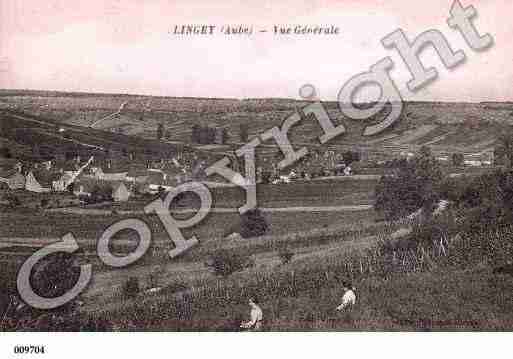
xmin=0 ymin=117 xmax=495 ymax=211
xmin=0 ymin=148 xmax=359 ymax=211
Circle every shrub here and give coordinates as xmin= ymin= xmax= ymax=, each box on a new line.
xmin=0 ymin=147 xmax=11 ymax=158
xmin=122 ymin=277 xmax=140 ymax=299
xmin=161 ymin=281 xmax=188 ymax=295
xmin=450 ymin=169 xmax=513 ymax=230
xmin=205 ymin=250 xmax=254 ymax=277
xmin=452 ymin=153 xmax=464 ymax=167
xmin=40 ymin=198 xmax=49 ymax=208
xmin=342 ymin=150 xmax=360 ymax=165
xmin=240 ymin=208 xmax=268 ymax=238
xmin=5 ymin=194 xmax=21 ymax=207
xmin=278 ymin=248 xmax=295 ymax=264
xmin=91 ymin=184 xmax=113 ymax=203
xmin=375 ymin=146 xmax=442 ymax=220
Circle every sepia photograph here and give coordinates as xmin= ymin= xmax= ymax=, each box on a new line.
xmin=0 ymin=0 xmax=512 ymax=357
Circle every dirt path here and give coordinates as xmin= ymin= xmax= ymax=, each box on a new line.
xmin=46 ymin=204 xmax=373 ymax=216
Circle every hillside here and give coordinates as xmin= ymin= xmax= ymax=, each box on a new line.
xmin=1 ymin=90 xmax=512 ymax=161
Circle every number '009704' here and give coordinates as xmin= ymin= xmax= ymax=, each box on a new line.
xmin=13 ymin=345 xmax=46 ymax=354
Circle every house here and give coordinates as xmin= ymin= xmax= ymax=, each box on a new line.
xmin=112 ymin=182 xmax=130 ymax=202
xmin=464 ymin=160 xmax=483 ymax=167
xmin=52 ymin=172 xmax=74 ymax=192
xmin=0 ymin=170 xmax=26 ymax=190
xmin=73 ymin=178 xmax=109 ymax=198
xmin=74 ymin=178 xmax=131 ymax=202
xmin=132 ymin=182 xmax=152 ymax=196
xmin=8 ymin=172 xmax=26 ymax=190
xmin=464 ymin=152 xmax=493 ymax=167
xmin=147 ymin=170 xmax=165 ymax=187
xmin=162 ymin=163 xmax=186 ymax=186
xmin=0 ymin=159 xmax=25 ymax=190
xmin=94 ymin=167 xmax=128 ymax=181
xmin=25 ymin=171 xmax=51 ymax=193
xmin=126 ymin=165 xmax=150 ymax=184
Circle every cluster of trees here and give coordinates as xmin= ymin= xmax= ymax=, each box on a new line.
xmin=376 ymin=140 xmax=513 ymax=231
xmin=0 ymin=147 xmax=11 ymax=158
xmin=441 ymin=169 xmax=513 ymax=230
xmin=493 ymin=126 xmax=513 ymax=167
xmin=342 ymin=150 xmax=360 ymax=165
xmin=375 ymin=146 xmax=443 ymax=220
xmin=191 ymin=124 xmax=229 ymax=144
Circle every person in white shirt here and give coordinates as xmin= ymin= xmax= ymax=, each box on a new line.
xmin=240 ymin=297 xmax=263 ymax=331
xmin=336 ymin=282 xmax=356 ymax=311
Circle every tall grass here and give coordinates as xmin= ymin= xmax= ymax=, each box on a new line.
xmin=89 ymin=217 xmax=458 ymax=330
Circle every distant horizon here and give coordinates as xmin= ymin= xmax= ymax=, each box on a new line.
xmin=1 ymin=87 xmax=513 ymax=105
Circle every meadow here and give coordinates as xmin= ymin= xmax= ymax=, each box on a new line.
xmin=84 ymin=221 xmax=513 ymax=331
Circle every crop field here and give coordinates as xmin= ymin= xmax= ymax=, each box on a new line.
xmin=2 ymin=90 xmax=513 ymax=158
xmin=0 ymin=172 xmax=381 ymax=314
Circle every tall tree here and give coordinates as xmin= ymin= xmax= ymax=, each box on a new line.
xmin=240 ymin=123 xmax=249 ymax=143
xmin=495 ymin=127 xmax=513 ymax=167
xmin=157 ymin=123 xmax=164 ymax=140
xmin=222 ymin=128 xmax=229 ymax=144
xmin=191 ymin=124 xmax=200 ymax=143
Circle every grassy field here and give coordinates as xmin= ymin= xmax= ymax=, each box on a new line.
xmin=77 ymin=219 xmax=513 ymax=332
xmin=0 ymin=207 xmax=376 ymax=242
xmin=76 ymin=220 xmax=513 ymax=332
xmin=141 ymin=267 xmax=513 ymax=331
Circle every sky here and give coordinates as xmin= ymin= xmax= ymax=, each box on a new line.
xmin=0 ymin=0 xmax=512 ymax=101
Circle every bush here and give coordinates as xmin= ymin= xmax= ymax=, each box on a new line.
xmin=40 ymin=198 xmax=49 ymax=208
xmin=5 ymin=194 xmax=21 ymax=207
xmin=240 ymin=208 xmax=268 ymax=238
xmin=278 ymin=248 xmax=295 ymax=264
xmin=205 ymin=250 xmax=254 ymax=277
xmin=122 ymin=277 xmax=140 ymax=299
xmin=0 ymin=147 xmax=11 ymax=158
xmin=342 ymin=150 xmax=360 ymax=165
xmin=161 ymin=281 xmax=188 ymax=295
xmin=375 ymin=146 xmax=442 ymax=220
xmin=90 ymin=184 xmax=113 ymax=203
xmin=448 ymin=169 xmax=513 ymax=230
xmin=452 ymin=153 xmax=464 ymax=167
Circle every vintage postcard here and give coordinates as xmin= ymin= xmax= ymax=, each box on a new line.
xmin=0 ymin=0 xmax=512 ymax=357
